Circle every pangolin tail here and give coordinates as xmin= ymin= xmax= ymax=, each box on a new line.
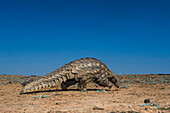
xmin=20 ymin=75 xmax=67 ymax=94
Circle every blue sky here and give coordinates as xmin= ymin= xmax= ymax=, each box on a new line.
xmin=0 ymin=0 xmax=170 ymax=76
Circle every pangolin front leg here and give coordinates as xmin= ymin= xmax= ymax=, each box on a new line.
xmin=94 ymin=78 xmax=113 ymax=89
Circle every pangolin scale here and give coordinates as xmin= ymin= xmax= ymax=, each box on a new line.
xmin=20 ymin=57 xmax=119 ymax=94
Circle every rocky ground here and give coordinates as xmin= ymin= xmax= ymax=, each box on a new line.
xmin=0 ymin=74 xmax=169 ymax=113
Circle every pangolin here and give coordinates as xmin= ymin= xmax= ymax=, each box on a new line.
xmin=20 ymin=57 xmax=119 ymax=94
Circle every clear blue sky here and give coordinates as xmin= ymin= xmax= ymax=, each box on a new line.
xmin=0 ymin=0 xmax=170 ymax=76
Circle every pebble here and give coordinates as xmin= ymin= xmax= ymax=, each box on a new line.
xmin=92 ymin=106 xmax=104 ymax=110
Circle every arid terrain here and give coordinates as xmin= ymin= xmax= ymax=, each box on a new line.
xmin=0 ymin=74 xmax=169 ymax=113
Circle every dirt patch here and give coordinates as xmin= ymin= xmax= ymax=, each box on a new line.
xmin=0 ymin=74 xmax=169 ymax=113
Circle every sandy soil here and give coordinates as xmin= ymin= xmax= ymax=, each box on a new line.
xmin=0 ymin=75 xmax=169 ymax=113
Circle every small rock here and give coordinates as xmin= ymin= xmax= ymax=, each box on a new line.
xmin=144 ymin=99 xmax=150 ymax=103
xmin=92 ymin=106 xmax=104 ymax=110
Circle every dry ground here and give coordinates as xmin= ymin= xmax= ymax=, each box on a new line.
xmin=0 ymin=75 xmax=169 ymax=113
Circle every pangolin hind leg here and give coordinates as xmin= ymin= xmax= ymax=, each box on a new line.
xmin=61 ymin=79 xmax=77 ymax=90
